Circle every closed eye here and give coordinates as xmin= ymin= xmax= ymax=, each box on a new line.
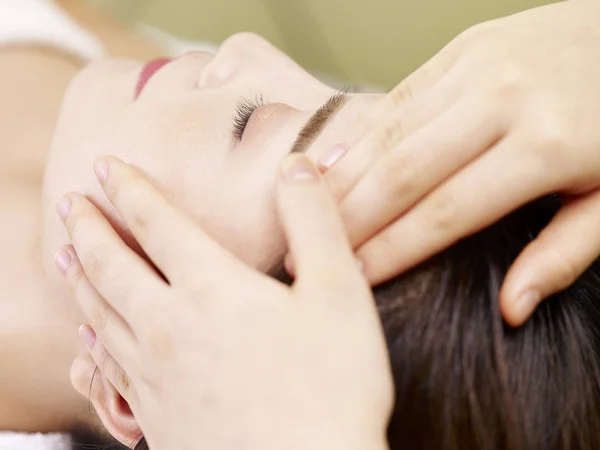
xmin=231 ymin=94 xmax=266 ymax=142
xmin=231 ymin=89 xmax=348 ymax=147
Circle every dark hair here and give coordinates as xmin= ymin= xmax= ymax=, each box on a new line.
xmin=133 ymin=195 xmax=600 ymax=449
xmin=381 ymin=195 xmax=600 ymax=449
xmin=134 ymin=439 xmax=149 ymax=450
xmin=70 ymin=425 xmax=131 ymax=449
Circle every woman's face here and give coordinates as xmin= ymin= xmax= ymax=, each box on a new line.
xmin=42 ymin=32 xmax=381 ymax=276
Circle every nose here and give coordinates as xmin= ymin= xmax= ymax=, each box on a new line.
xmin=167 ymin=51 xmax=216 ymax=89
xmin=198 ymin=32 xmax=290 ymax=88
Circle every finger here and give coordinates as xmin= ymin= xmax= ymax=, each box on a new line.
xmin=316 ymin=23 xmax=480 ymax=189
xmin=500 ymin=191 xmax=600 ymax=326
xmin=380 ymin=20 xmax=485 ymax=107
xmin=323 ymin=74 xmax=463 ymax=200
xmin=70 ymin=351 xmax=97 ymax=398
xmin=94 ymin=156 xmax=240 ymax=282
xmin=79 ymin=324 xmax=135 ymax=402
xmin=322 ymin=26 xmax=469 ymax=157
xmin=357 ymin=134 xmax=557 ymax=284
xmin=340 ymin=94 xmax=503 ymax=247
xmin=59 ymin=192 xmax=166 ymax=320
xmin=56 ymin=245 xmax=136 ymax=362
xmin=277 ymin=154 xmax=366 ymax=293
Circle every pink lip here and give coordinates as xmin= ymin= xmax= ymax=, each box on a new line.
xmin=134 ymin=58 xmax=173 ymax=99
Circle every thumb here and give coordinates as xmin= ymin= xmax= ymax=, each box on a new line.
xmin=276 ymin=154 xmax=363 ymax=286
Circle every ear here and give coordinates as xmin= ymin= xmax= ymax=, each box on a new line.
xmin=71 ymin=354 xmax=143 ymax=448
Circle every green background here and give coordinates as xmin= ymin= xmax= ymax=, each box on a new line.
xmin=93 ymin=0 xmax=558 ymax=89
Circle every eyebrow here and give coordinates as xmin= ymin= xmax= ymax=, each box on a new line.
xmin=290 ymin=91 xmax=348 ymax=154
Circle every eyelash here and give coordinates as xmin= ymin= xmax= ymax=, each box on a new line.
xmin=231 ymin=88 xmax=351 ymax=143
xmin=232 ymin=94 xmax=266 ymax=142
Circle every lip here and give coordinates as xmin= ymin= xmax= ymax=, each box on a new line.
xmin=134 ymin=58 xmax=173 ymax=99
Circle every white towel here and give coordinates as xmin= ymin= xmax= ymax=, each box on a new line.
xmin=0 ymin=432 xmax=72 ymax=450
xmin=0 ymin=0 xmax=104 ymax=61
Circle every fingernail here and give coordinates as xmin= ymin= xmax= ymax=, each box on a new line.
xmin=514 ymin=289 xmax=541 ymax=321
xmin=54 ymin=248 xmax=72 ymax=274
xmin=280 ymin=154 xmax=319 ymax=183
xmin=318 ymin=145 xmax=347 ymax=171
xmin=79 ymin=324 xmax=97 ymax=349
xmin=56 ymin=197 xmax=72 ymax=222
xmin=94 ymin=159 xmax=109 ymax=185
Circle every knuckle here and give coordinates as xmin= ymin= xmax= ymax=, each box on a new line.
xmin=79 ymin=245 xmax=105 ymax=281
xmin=114 ymin=366 xmax=131 ymax=394
xmin=90 ymin=304 xmax=109 ymax=333
xmin=98 ymin=346 xmax=112 ymax=370
xmin=98 ymin=350 xmax=131 ymax=394
xmin=377 ymin=119 xmax=404 ymax=151
xmin=425 ymin=191 xmax=460 ymax=235
xmin=378 ymin=151 xmax=416 ymax=196
xmin=129 ymin=202 xmax=153 ymax=236
xmin=68 ymin=262 xmax=87 ymax=293
xmin=457 ymin=20 xmax=493 ymax=43
xmin=525 ymin=114 xmax=568 ymax=155
xmin=113 ymin=182 xmax=157 ymax=236
xmin=491 ymin=61 xmax=528 ymax=100
xmin=79 ymin=242 xmax=120 ymax=283
xmin=388 ymin=82 xmax=414 ymax=107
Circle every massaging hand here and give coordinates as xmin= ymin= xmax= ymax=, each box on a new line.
xmin=316 ymin=0 xmax=600 ymax=326
xmin=56 ymin=156 xmax=393 ymax=450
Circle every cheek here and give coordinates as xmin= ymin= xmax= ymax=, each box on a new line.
xmin=43 ymin=128 xmax=285 ymax=281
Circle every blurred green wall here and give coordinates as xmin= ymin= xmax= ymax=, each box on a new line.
xmin=95 ymin=0 xmax=559 ymax=89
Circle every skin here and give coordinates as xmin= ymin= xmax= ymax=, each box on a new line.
xmin=14 ymin=0 xmax=600 ymax=440
xmin=0 ymin=0 xmax=380 ymax=434
xmin=62 ymin=155 xmax=394 ymax=450
xmin=0 ymin=0 xmax=164 ymax=432
xmin=308 ymin=0 xmax=600 ymax=325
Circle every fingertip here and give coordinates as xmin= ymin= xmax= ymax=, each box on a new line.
xmin=70 ymin=353 xmax=96 ymax=396
xmin=278 ymin=154 xmax=320 ymax=184
xmin=79 ymin=324 xmax=98 ymax=350
xmin=501 ymin=288 xmax=540 ymax=327
xmin=55 ymin=247 xmax=74 ymax=275
xmin=95 ymin=156 xmax=134 ymax=186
